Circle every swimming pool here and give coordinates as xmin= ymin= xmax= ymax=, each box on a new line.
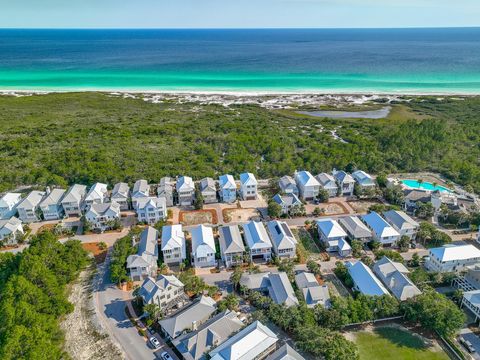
xmin=401 ymin=179 xmax=452 ymax=193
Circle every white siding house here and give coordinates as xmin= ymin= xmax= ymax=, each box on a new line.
xmin=352 ymin=170 xmax=376 ymax=189
xmin=316 ymin=218 xmax=351 ymax=256
xmin=425 ymin=244 xmax=480 ymax=273
xmin=242 ymin=221 xmax=272 ymax=262
xmin=333 ymin=170 xmax=355 ymax=196
xmin=61 ymin=184 xmax=87 ymax=217
xmin=85 ymin=202 xmax=121 ymax=231
xmin=0 ymin=217 xmax=24 ymax=245
xmin=111 ymin=182 xmax=130 ymax=210
xmin=239 ymin=172 xmax=258 ymax=200
xmin=136 ymin=197 xmax=166 ymax=225
xmin=218 ymin=225 xmax=245 ymax=268
xmin=272 ymin=193 xmax=302 ymax=215
xmin=0 ymin=193 xmax=22 ymax=220
xmin=132 ymin=180 xmax=150 ymax=209
xmin=295 ymin=272 xmax=330 ymax=308
xmin=138 ymin=275 xmax=185 ymax=310
xmin=199 ymin=178 xmax=217 ymax=204
xmin=16 ymin=191 xmax=45 ymax=223
xmin=278 ymin=175 xmax=299 ymax=195
xmin=361 ymin=211 xmax=400 ymax=246
xmin=383 ymin=210 xmax=420 ymax=240
xmin=267 ymin=220 xmax=297 ymax=259
xmin=127 ymin=226 xmax=159 ymax=281
xmin=191 ymin=225 xmax=216 ymax=268
xmin=219 ymin=174 xmax=237 ymax=203
xmin=39 ymin=188 xmax=66 ymax=220
xmin=315 ymin=173 xmax=338 ymax=197
xmin=373 ymin=256 xmax=421 ymax=301
xmin=84 ymin=182 xmax=108 ymax=207
xmin=161 ymin=224 xmax=187 ymax=266
xmin=177 ymin=176 xmax=195 ymax=206
xmin=294 ymin=171 xmax=320 ymax=201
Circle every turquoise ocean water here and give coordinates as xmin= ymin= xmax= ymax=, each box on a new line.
xmin=0 ymin=28 xmax=479 ymax=93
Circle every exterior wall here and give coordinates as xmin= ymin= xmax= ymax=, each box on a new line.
xmin=299 ymin=185 xmax=320 ymax=201
xmin=249 ymin=247 xmax=272 ymax=262
xmin=462 ymin=296 xmax=480 ymax=322
xmin=222 ymin=251 xmax=244 ymax=268
xmin=178 ymin=191 xmax=194 ymax=206
xmin=163 ymin=246 xmax=186 ymax=265
xmin=394 ymin=226 xmax=418 ymax=240
xmin=374 ymin=234 xmax=400 ymax=246
xmin=17 ymin=207 xmax=40 ymax=223
xmin=129 ymin=264 xmax=156 ymax=281
xmin=86 ymin=213 xmax=120 ymax=231
xmin=62 ymin=201 xmax=82 ymax=217
xmin=240 ymin=184 xmax=257 ymax=200
xmin=112 ymin=197 xmax=129 ymax=211
xmin=339 ymin=182 xmax=354 ymax=196
xmin=137 ymin=206 xmax=166 ymax=224
xmin=323 ymin=185 xmax=338 ymax=197
xmin=41 ymin=204 xmax=64 ymax=220
xmin=319 ymin=232 xmax=345 ymax=252
xmin=274 ymin=246 xmax=296 ymax=259
xmin=426 ymin=255 xmax=480 ymax=273
xmin=148 ymin=286 xmax=185 ymax=309
xmin=201 ymin=191 xmax=217 ymax=204
xmin=221 ymin=189 xmax=237 ymax=203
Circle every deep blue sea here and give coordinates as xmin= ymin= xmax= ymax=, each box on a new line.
xmin=0 ymin=28 xmax=479 ymax=93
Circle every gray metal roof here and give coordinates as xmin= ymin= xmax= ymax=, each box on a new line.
xmin=62 ymin=184 xmax=87 ymax=204
xmin=200 ymin=177 xmax=216 ymax=193
xmin=39 ymin=188 xmax=66 ymax=207
xmin=338 ymin=216 xmax=372 ymax=239
xmin=383 ymin=210 xmax=419 ymax=231
xmin=267 ymin=272 xmax=299 ymax=307
xmin=266 ymin=344 xmax=305 ymax=360
xmin=112 ymin=182 xmax=130 ymax=198
xmin=159 ymin=296 xmax=217 ymax=339
xmin=267 ymin=220 xmax=296 ymax=251
xmin=138 ymin=226 xmax=159 ymax=258
xmin=218 ymin=225 xmax=245 ymax=255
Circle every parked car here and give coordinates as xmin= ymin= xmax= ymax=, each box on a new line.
xmin=460 ymin=338 xmax=476 ymax=353
xmin=161 ymin=352 xmax=173 ymax=360
xmin=149 ymin=336 xmax=161 ymax=349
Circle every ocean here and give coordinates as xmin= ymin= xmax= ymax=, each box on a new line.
xmin=0 ymin=28 xmax=480 ymax=93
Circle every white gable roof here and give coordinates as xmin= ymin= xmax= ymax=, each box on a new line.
xmin=112 ymin=182 xmax=130 ymax=198
xmin=430 ymin=244 xmax=480 ymax=262
xmin=39 ymin=189 xmax=66 ymax=207
xmin=295 ymin=171 xmax=320 ymax=187
xmin=85 ymin=182 xmax=108 ymax=202
xmin=133 ymin=179 xmax=150 ymax=196
xmin=352 ymin=170 xmax=375 ymax=186
xmin=177 ymin=176 xmax=195 ymax=192
xmin=316 ymin=218 xmax=347 ymax=239
xmin=191 ymin=225 xmax=216 ymax=256
xmin=240 ymin=172 xmax=257 ymax=186
xmin=62 ymin=184 xmax=87 ymax=203
xmin=219 ymin=174 xmax=236 ymax=190
xmin=362 ymin=212 xmax=400 ymax=238
xmin=242 ymin=221 xmax=272 ymax=250
xmin=17 ymin=191 xmax=45 ymax=210
xmin=136 ymin=197 xmax=166 ymax=210
xmin=162 ymin=224 xmax=185 ymax=251
xmin=0 ymin=193 xmax=22 ymax=209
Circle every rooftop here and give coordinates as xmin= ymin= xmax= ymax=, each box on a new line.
xmin=347 ymin=261 xmax=390 ymax=297
xmin=430 ymin=244 xmax=480 ymax=262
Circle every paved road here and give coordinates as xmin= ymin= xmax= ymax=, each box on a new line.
xmin=93 ymin=251 xmax=164 ymax=360
xmin=459 ymin=328 xmax=480 ymax=360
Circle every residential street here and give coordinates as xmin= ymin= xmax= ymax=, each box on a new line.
xmin=93 ymin=250 xmax=162 ymax=360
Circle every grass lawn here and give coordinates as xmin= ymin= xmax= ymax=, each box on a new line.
xmin=292 ymin=228 xmax=321 ymax=254
xmin=354 ymin=327 xmax=449 ymax=360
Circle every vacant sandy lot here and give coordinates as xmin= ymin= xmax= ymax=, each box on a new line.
xmin=179 ymin=209 xmax=218 ymax=225
xmin=348 ymin=200 xmax=381 ymax=214
xmin=223 ymin=208 xmax=259 ymax=223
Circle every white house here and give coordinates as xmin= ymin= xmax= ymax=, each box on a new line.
xmin=295 ymin=272 xmax=330 ymax=308
xmin=136 ymin=197 xmax=166 ymax=225
xmin=361 ymin=211 xmax=400 ymax=246
xmin=161 ymin=224 xmax=187 ymax=266
xmin=39 ymin=188 xmax=66 ymax=220
xmin=316 ymin=218 xmax=351 ymax=256
xmin=271 ymin=193 xmax=302 ymax=215
xmin=278 ymin=175 xmax=299 ymax=195
xmin=267 ymin=220 xmax=297 ymax=259
xmin=132 ymin=179 xmax=150 ymax=209
xmin=61 ymin=184 xmax=87 ymax=217
xmin=346 ymin=261 xmax=390 ymax=297
xmin=373 ymin=256 xmax=421 ymax=301
xmin=84 ymin=182 xmax=108 ymax=207
xmin=315 ymin=173 xmax=338 ymax=197
xmin=242 ymin=221 xmax=273 ymax=262
xmin=338 ymin=216 xmax=373 ymax=243
xmin=111 ymin=182 xmax=130 ymax=210
xmin=177 ymin=176 xmax=195 ymax=206
xmin=158 ymin=177 xmax=175 ymax=207
xmin=218 ymin=225 xmax=245 ymax=268
xmin=0 ymin=193 xmax=22 ymax=219
xmin=383 ymin=210 xmax=420 ymax=241
xmin=294 ymin=171 xmax=320 ymax=201
xmin=85 ymin=202 xmax=121 ymax=231
xmin=219 ymin=174 xmax=237 ymax=203
xmin=352 ymin=170 xmax=376 ymax=189
xmin=199 ymin=177 xmax=217 ymax=204
xmin=127 ymin=226 xmax=159 ymax=281
xmin=0 ymin=217 xmax=24 ymax=245
xmin=425 ymin=244 xmax=480 ymax=273
xmin=266 ymin=344 xmax=306 ymax=360
xmin=333 ymin=170 xmax=355 ymax=196
xmin=239 ymin=172 xmax=258 ymax=200
xmin=138 ymin=275 xmax=185 ymax=310
xmin=191 ymin=225 xmax=216 ymax=268
xmin=209 ymin=321 xmax=278 ymax=360
xmin=16 ymin=190 xmax=45 ymax=223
